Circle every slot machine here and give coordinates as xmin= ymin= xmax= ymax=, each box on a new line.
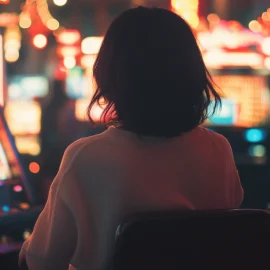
xmin=199 ymin=22 xmax=270 ymax=208
xmin=0 ymin=32 xmax=41 ymax=260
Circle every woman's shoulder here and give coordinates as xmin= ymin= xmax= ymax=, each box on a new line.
xmin=195 ymin=126 xmax=232 ymax=150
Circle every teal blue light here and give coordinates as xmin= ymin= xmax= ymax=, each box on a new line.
xmin=244 ymin=129 xmax=266 ymax=143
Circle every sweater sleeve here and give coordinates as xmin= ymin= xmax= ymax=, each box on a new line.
xmin=19 ymin=143 xmax=82 ymax=270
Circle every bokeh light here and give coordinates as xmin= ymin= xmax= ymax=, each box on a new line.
xmin=19 ymin=15 xmax=32 ymax=29
xmin=207 ymin=13 xmax=220 ymax=24
xmin=2 ymin=205 xmax=10 ymax=212
xmin=53 ymin=0 xmax=67 ymax=7
xmin=46 ymin=18 xmax=60 ymax=31
xmin=33 ymin=34 xmax=47 ymax=49
xmin=5 ymin=49 xmax=19 ymax=63
xmin=63 ymin=56 xmax=76 ymax=69
xmin=13 ymin=185 xmax=23 ymax=193
xmin=265 ymin=57 xmax=270 ymax=70
xmin=248 ymin=20 xmax=262 ymax=33
xmin=248 ymin=145 xmax=266 ymax=158
xmin=0 ymin=0 xmax=10 ymax=4
xmin=29 ymin=162 xmax=40 ymax=174
xmin=81 ymin=37 xmax=103 ymax=55
xmin=57 ymin=30 xmax=80 ymax=45
xmin=262 ymin=37 xmax=270 ymax=56
xmin=20 ymin=203 xmax=30 ymax=210
xmin=80 ymin=55 xmax=96 ymax=69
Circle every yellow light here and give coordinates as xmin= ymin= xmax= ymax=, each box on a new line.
xmin=262 ymin=37 xmax=270 ymax=56
xmin=5 ymin=39 xmax=21 ymax=50
xmin=19 ymin=15 xmax=31 ymax=29
xmin=33 ymin=34 xmax=47 ymax=49
xmin=248 ymin=20 xmax=262 ymax=33
xmin=80 ymin=55 xmax=96 ymax=69
xmin=265 ymin=57 xmax=270 ymax=70
xmin=171 ymin=0 xmax=199 ymax=28
xmin=53 ymin=0 xmax=67 ymax=6
xmin=46 ymin=18 xmax=59 ymax=31
xmin=4 ymin=101 xmax=42 ymax=135
xmin=81 ymin=37 xmax=103 ymax=55
xmin=15 ymin=136 xmax=41 ymax=156
xmin=63 ymin=56 xmax=76 ymax=69
xmin=204 ymin=51 xmax=263 ymax=68
xmin=57 ymin=46 xmax=80 ymax=57
xmin=5 ymin=49 xmax=19 ymax=63
xmin=57 ymin=30 xmax=80 ymax=45
xmin=207 ymin=13 xmax=220 ymax=24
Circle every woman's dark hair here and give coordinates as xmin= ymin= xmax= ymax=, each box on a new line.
xmin=88 ymin=6 xmax=221 ymax=137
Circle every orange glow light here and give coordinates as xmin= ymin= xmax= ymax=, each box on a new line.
xmin=33 ymin=34 xmax=47 ymax=50
xmin=207 ymin=13 xmax=220 ymax=25
xmin=20 ymin=203 xmax=30 ymax=210
xmin=29 ymin=162 xmax=40 ymax=174
xmin=0 ymin=0 xmax=10 ymax=4
xmin=57 ymin=30 xmax=81 ymax=45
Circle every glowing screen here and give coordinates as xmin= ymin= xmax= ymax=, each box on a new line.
xmin=4 ymin=101 xmax=41 ymax=135
xmin=206 ymin=75 xmax=270 ymax=127
xmin=0 ymin=142 xmax=11 ymax=181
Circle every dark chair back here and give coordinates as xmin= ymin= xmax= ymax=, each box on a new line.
xmin=114 ymin=209 xmax=270 ymax=270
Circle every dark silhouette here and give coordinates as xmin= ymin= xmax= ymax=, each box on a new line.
xmin=40 ymin=79 xmax=69 ymax=179
xmin=88 ymin=6 xmax=221 ymax=137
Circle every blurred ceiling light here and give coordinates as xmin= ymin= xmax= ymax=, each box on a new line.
xmin=5 ymin=49 xmax=19 ymax=63
xmin=264 ymin=57 xmax=270 ymax=70
xmin=46 ymin=18 xmax=60 ymax=31
xmin=63 ymin=56 xmax=76 ymax=69
xmin=19 ymin=15 xmax=31 ymax=29
xmin=81 ymin=37 xmax=103 ymax=55
xmin=248 ymin=20 xmax=262 ymax=33
xmin=33 ymin=34 xmax=47 ymax=49
xmin=262 ymin=37 xmax=270 ymax=56
xmin=81 ymin=55 xmax=96 ymax=69
xmin=53 ymin=0 xmax=67 ymax=7
xmin=57 ymin=30 xmax=80 ymax=45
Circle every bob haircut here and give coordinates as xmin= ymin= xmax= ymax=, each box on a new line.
xmin=88 ymin=6 xmax=221 ymax=137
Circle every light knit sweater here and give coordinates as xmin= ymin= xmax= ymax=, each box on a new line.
xmin=20 ymin=126 xmax=244 ymax=270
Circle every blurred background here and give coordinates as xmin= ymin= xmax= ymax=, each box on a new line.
xmin=0 ymin=0 xmax=270 ymax=263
